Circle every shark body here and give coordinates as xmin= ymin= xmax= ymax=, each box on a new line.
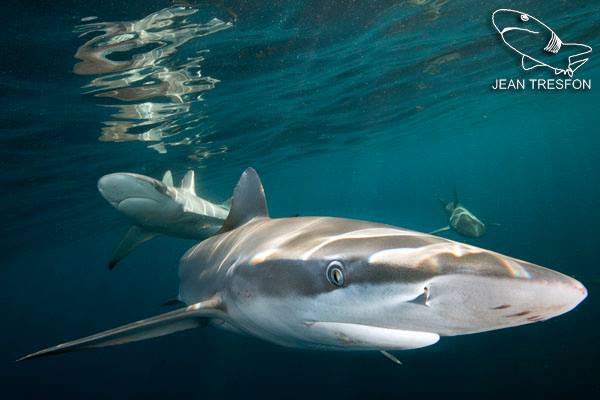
xmin=98 ymin=170 xmax=229 ymax=269
xmin=20 ymin=168 xmax=586 ymax=361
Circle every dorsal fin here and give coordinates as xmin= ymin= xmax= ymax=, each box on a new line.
xmin=218 ymin=168 xmax=268 ymax=233
xmin=162 ymin=170 xmax=173 ymax=186
xmin=453 ymin=187 xmax=459 ymax=207
xmin=181 ymin=170 xmax=196 ymax=194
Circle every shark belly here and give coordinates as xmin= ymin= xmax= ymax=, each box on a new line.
xmin=221 ymin=292 xmax=441 ymax=350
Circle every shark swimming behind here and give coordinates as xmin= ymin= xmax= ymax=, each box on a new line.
xmin=431 ymin=188 xmax=490 ymax=238
xmin=19 ymin=168 xmax=587 ymax=362
xmin=98 ymin=170 xmax=230 ymax=269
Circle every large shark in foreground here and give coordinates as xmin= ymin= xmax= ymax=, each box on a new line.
xmin=19 ymin=168 xmax=586 ymax=362
xmin=98 ymin=170 xmax=230 ymax=269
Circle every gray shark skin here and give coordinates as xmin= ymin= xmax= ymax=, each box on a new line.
xmin=18 ymin=168 xmax=586 ymax=361
xmin=98 ymin=170 xmax=230 ymax=269
xmin=431 ymin=189 xmax=487 ymax=238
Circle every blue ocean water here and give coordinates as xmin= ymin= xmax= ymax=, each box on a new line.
xmin=1 ymin=0 xmax=599 ymax=398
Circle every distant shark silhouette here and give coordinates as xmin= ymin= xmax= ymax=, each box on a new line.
xmin=430 ymin=189 xmax=495 ymax=238
xmin=98 ymin=171 xmax=230 ymax=269
xmin=492 ymin=9 xmax=592 ymax=77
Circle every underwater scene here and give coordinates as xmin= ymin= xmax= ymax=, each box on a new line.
xmin=1 ymin=0 xmax=599 ymax=398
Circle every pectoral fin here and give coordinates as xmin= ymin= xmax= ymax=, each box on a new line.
xmin=521 ymin=56 xmax=544 ymax=71
xmin=109 ymin=226 xmax=157 ymax=270
xmin=17 ymin=298 xmax=224 ymax=361
xmin=306 ymin=322 xmax=439 ymax=350
xmin=380 ymin=350 xmax=402 ymax=365
xmin=429 ymin=226 xmax=450 ymax=235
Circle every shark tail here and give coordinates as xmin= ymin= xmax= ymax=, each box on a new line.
xmin=17 ymin=297 xmax=224 ymax=362
xmin=561 ymin=42 xmax=592 ymax=76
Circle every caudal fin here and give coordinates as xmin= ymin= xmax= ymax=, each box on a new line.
xmin=563 ymin=42 xmax=592 ymax=75
xmin=17 ymin=298 xmax=224 ymax=361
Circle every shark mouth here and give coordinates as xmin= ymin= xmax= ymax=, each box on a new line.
xmin=544 ymin=32 xmax=562 ymax=54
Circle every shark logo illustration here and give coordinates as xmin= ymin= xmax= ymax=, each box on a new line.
xmin=492 ymin=9 xmax=592 ymax=77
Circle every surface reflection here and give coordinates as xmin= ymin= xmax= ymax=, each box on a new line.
xmin=74 ymin=6 xmax=232 ymax=154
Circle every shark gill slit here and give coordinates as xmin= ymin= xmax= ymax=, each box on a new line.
xmin=544 ymin=32 xmax=562 ymax=54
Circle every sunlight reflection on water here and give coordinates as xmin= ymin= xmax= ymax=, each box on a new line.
xmin=74 ymin=6 xmax=232 ymax=155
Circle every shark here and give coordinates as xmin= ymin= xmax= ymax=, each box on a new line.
xmin=19 ymin=168 xmax=587 ymax=362
xmin=492 ymin=9 xmax=592 ymax=77
xmin=97 ymin=170 xmax=230 ymax=269
xmin=430 ymin=189 xmax=489 ymax=238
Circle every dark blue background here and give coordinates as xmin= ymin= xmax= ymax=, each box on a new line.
xmin=1 ymin=1 xmax=598 ymax=398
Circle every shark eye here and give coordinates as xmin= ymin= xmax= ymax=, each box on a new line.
xmin=520 ymin=14 xmax=529 ymax=22
xmin=326 ymin=261 xmax=345 ymax=287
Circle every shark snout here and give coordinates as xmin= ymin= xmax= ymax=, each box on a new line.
xmin=98 ymin=173 xmax=136 ymax=207
xmin=492 ymin=9 xmax=514 ymax=34
xmin=423 ymin=265 xmax=587 ymax=336
xmin=492 ymin=9 xmax=540 ymax=36
xmin=368 ymin=241 xmax=588 ymax=335
xmin=553 ymin=274 xmax=587 ymax=310
xmin=519 ymin=272 xmax=587 ymax=323
xmin=480 ymin=257 xmax=588 ymax=320
xmin=98 ymin=173 xmax=169 ymax=208
xmin=520 ymin=260 xmax=587 ymax=311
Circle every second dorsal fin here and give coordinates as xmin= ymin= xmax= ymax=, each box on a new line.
xmin=162 ymin=171 xmax=173 ymax=186
xmin=218 ymin=168 xmax=268 ymax=233
xmin=181 ymin=171 xmax=196 ymax=194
